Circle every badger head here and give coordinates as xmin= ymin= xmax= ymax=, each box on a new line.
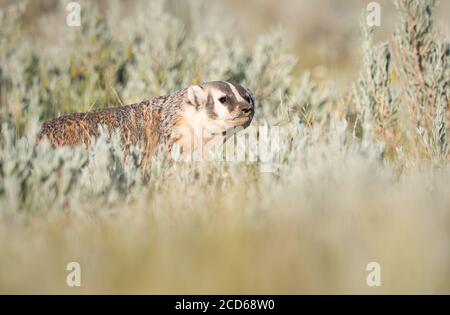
xmin=174 ymin=80 xmax=255 ymax=159
xmin=185 ymin=80 xmax=255 ymax=134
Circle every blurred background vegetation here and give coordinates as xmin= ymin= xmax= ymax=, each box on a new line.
xmin=1 ymin=0 xmax=449 ymax=85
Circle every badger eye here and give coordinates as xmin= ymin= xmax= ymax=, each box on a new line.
xmin=218 ymin=96 xmax=227 ymax=104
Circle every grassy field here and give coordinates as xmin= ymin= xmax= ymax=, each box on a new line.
xmin=0 ymin=0 xmax=449 ymax=293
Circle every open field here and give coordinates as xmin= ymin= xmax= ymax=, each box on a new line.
xmin=0 ymin=0 xmax=449 ymax=293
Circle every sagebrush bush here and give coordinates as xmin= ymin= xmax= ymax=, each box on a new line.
xmin=394 ymin=0 xmax=449 ymax=163
xmin=0 ymin=0 xmax=448 ymax=293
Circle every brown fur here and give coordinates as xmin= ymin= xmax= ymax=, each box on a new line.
xmin=39 ymin=92 xmax=185 ymax=159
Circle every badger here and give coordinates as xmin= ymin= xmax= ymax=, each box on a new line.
xmin=39 ymin=81 xmax=255 ymax=162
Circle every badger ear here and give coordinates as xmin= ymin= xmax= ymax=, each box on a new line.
xmin=187 ymin=85 xmax=207 ymax=109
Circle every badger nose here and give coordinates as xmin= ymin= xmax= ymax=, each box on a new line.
xmin=240 ymin=103 xmax=253 ymax=115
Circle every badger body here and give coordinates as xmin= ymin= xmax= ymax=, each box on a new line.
xmin=39 ymin=81 xmax=255 ymax=161
xmin=40 ymin=94 xmax=175 ymax=158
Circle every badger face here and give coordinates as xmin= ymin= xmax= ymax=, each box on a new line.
xmin=174 ymin=81 xmax=255 ymax=158
xmin=186 ymin=81 xmax=255 ymax=134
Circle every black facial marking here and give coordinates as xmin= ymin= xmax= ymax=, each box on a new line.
xmin=209 ymin=81 xmax=240 ymax=112
xmin=230 ymin=82 xmax=253 ymax=105
xmin=204 ymin=81 xmax=255 ymax=118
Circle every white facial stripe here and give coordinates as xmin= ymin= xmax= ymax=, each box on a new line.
xmin=210 ymin=89 xmax=226 ymax=99
xmin=210 ymin=89 xmax=231 ymax=120
xmin=226 ymin=82 xmax=246 ymax=103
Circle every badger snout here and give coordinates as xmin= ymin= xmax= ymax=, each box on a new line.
xmin=240 ymin=102 xmax=254 ymax=116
